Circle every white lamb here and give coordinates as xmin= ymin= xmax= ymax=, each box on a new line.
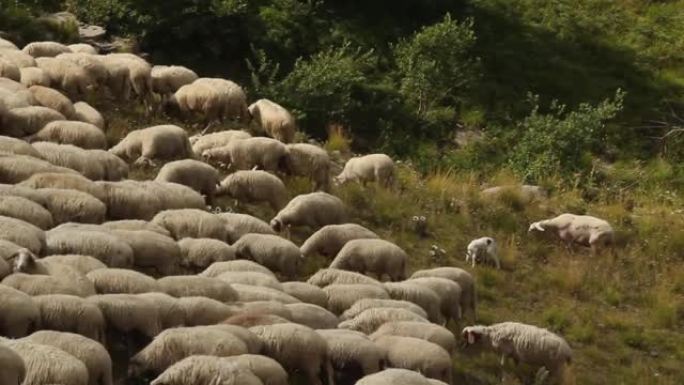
xmin=465 ymin=237 xmax=499 ymax=269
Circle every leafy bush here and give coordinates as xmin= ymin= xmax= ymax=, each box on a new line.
xmin=508 ymin=89 xmax=625 ymax=182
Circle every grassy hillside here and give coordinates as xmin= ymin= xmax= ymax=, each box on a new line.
xmin=97 ymin=98 xmax=684 ymax=385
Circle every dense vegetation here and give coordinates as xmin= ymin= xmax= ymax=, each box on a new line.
xmin=2 ymin=1 xmax=683 ymax=384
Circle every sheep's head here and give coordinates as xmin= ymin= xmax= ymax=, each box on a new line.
xmin=12 ymin=249 xmax=37 ymax=273
xmin=528 ymin=221 xmax=545 ymax=232
xmin=461 ymin=325 xmax=489 ymax=348
xmin=270 ymin=218 xmax=283 ymax=232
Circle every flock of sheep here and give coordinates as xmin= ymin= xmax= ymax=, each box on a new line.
xmin=0 ymin=36 xmax=618 ymax=385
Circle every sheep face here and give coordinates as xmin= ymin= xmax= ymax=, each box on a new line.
xmin=528 ymin=221 xmax=545 ymax=232
xmin=270 ymin=218 xmax=283 ymax=232
xmin=461 ymin=325 xmax=490 ymax=348
xmin=12 ymin=249 xmax=37 ymax=273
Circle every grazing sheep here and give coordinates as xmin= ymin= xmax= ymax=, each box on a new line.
xmin=200 ymin=260 xmax=276 ymax=279
xmin=0 ymin=195 xmax=54 ymax=229
xmin=330 ymin=239 xmax=407 ymax=282
xmin=340 ymin=299 xmax=428 ymax=321
xmin=73 ymin=101 xmax=104 ymax=129
xmin=100 ymin=58 xmax=130 ymax=99
xmin=223 ymin=312 xmax=291 ymax=327
xmin=30 ymin=187 xmax=106 ymax=224
xmin=465 ymin=236 xmax=500 ymax=269
xmin=0 ymin=215 xmax=45 ymax=254
xmin=307 ymin=268 xmax=383 ymax=288
xmin=176 ymin=296 xmax=236 ymax=326
xmin=32 ymin=294 xmax=105 ymax=341
xmin=232 ymin=284 xmax=300 ymax=304
xmin=87 ymin=150 xmax=129 ymax=181
xmin=371 ymin=321 xmax=456 ymax=354
xmin=0 ymin=135 xmax=42 ymax=157
xmin=202 ymin=137 xmax=288 ymax=173
xmin=224 ymin=354 xmax=289 ymax=385
xmin=19 ymin=172 xmax=106 ymax=201
xmin=34 ymin=57 xmax=95 ymax=98
xmin=0 ymin=57 xmax=20 ymax=81
xmin=155 ymin=159 xmax=220 ymax=204
xmin=335 ymin=154 xmax=395 ymax=187
xmin=383 ymin=282 xmax=443 ymax=324
xmin=151 ymin=65 xmax=198 ymax=98
xmin=2 ymin=272 xmax=93 ymax=297
xmin=281 ymin=282 xmax=328 ymax=308
xmin=101 ymin=220 xmax=170 ymax=236
xmin=110 ymin=229 xmax=181 ymax=275
xmin=46 ymin=228 xmax=134 ymax=268
xmin=285 ymin=143 xmax=331 ymax=191
xmin=248 ymin=98 xmax=296 ymax=143
xmin=286 ymin=303 xmax=338 ymax=329
xmin=102 ymin=53 xmax=152 ymax=105
xmin=0 ymin=38 xmax=19 ymax=50
xmin=55 ymin=53 xmax=108 ymax=88
xmin=202 ymin=324 xmax=264 ymax=353
xmin=2 ymin=106 xmax=65 ymax=136
xmin=0 ymin=257 xmax=9 ymax=279
xmin=30 ymin=120 xmax=107 ymax=149
xmin=109 ymin=124 xmax=193 ymax=166
xmin=301 ymin=224 xmax=379 ymax=258
xmin=149 ymin=355 xmax=263 ymax=385
xmin=177 ymin=237 xmax=235 ymax=273
xmin=0 ymin=283 xmax=40 ymax=337
xmin=152 ymin=209 xmax=228 ymax=241
xmin=0 ymin=238 xmax=25 ymax=263
xmin=129 ymin=326 xmax=249 ymax=376
xmin=40 ymin=255 xmax=106 ymax=274
xmin=165 ymin=81 xmax=228 ymax=127
xmin=68 ymin=44 xmax=98 ymax=54
xmin=19 ymin=67 xmax=51 ymax=87
xmin=323 ymin=284 xmax=390 ymax=315
xmin=23 ymin=41 xmax=72 ymax=57
xmin=1 ymin=47 xmax=35 ymax=67
xmin=233 ymin=301 xmax=293 ymax=320
xmin=317 ymin=329 xmax=383 ymax=382
xmin=217 ymin=212 xmax=276 ymax=243
xmin=4 ymin=339 xmax=89 ymax=385
xmin=270 ymin=192 xmax=347 ymax=233
xmin=96 ymin=180 xmax=163 ymax=221
xmin=462 ymin=322 xmax=573 ymax=384
xmin=190 ymin=130 xmax=251 ymax=154
xmin=0 ymin=342 xmax=25 ymax=385
xmin=481 ymin=184 xmax=547 ymax=202
xmin=410 ymin=267 xmax=477 ymax=321
xmin=371 ymin=335 xmax=452 ymax=384
xmin=87 ymin=293 xmax=161 ymax=338
xmin=194 ymin=77 xmax=250 ymax=123
xmin=145 ymin=181 xmax=206 ymax=211
xmin=249 ymin=323 xmax=334 ymax=385
xmin=12 ymin=249 xmax=96 ymax=296
xmin=27 ymin=85 xmax=77 ymax=119
xmin=24 ymin=330 xmax=113 ymax=385
xmin=157 ymin=275 xmax=238 ymax=302
xmin=31 ymin=141 xmax=106 ymax=180
xmin=529 ymin=213 xmax=615 ymax=253
xmin=356 ymin=368 xmax=433 ymax=385
xmin=216 ymin=271 xmax=282 ymax=290
xmin=137 ymin=292 xmax=185 ymax=329
xmin=87 ymin=268 xmax=158 ymax=294
xmin=407 ymin=277 xmax=463 ymax=324
xmin=233 ymin=233 xmax=303 ymax=279
xmin=217 ymin=170 xmax=287 ymax=211
xmin=0 ymin=154 xmax=78 ymax=184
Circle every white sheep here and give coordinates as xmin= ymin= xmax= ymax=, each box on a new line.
xmin=0 ymin=38 xmax=19 ymax=50
xmin=109 ymin=124 xmax=193 ymax=166
xmin=67 ymin=44 xmax=98 ymax=55
xmin=232 ymin=284 xmax=301 ymax=304
xmin=23 ymin=330 xmax=113 ymax=385
xmin=200 ymin=260 xmax=276 ymax=279
xmin=286 ymin=303 xmax=338 ymax=329
xmin=3 ymin=339 xmax=89 ymax=385
xmin=465 ymin=236 xmax=500 ymax=269
xmin=86 ymin=268 xmax=159 ymax=294
xmin=307 ymin=268 xmax=383 ymax=288
xmin=88 ymin=150 xmax=129 ymax=181
xmin=101 ymin=219 xmax=171 ymax=236
xmin=35 ymin=57 xmax=95 ymax=98
xmin=146 ymin=181 xmax=206 ymax=211
xmin=223 ymin=354 xmax=289 ymax=385
xmin=27 ymin=85 xmax=77 ymax=119
xmin=0 ymin=57 xmax=20 ymax=81
xmin=338 ymin=307 xmax=429 ymax=334
xmin=0 ymin=136 xmax=42 ymax=158
xmin=0 ymin=215 xmax=45 ymax=255
xmin=99 ymin=56 xmax=130 ymax=99
xmin=529 ymin=213 xmax=615 ymax=253
xmin=217 ymin=212 xmax=276 ymax=243
xmin=39 ymin=255 xmax=107 ymax=275
xmin=301 ymin=223 xmax=379 ymax=258
xmin=248 ymin=98 xmax=296 ymax=143
xmin=323 ymin=283 xmax=390 ymax=315
xmin=19 ymin=66 xmax=51 ymax=87
xmin=0 ymin=154 xmax=78 ymax=184
xmin=233 ymin=233 xmax=303 ymax=279
xmin=407 ymin=277 xmax=463 ymax=324
xmin=86 ymin=293 xmax=161 ymax=338
xmin=190 ymin=130 xmax=252 ymax=154
xmin=155 ymin=159 xmax=220 ymax=205
xmin=285 ymin=143 xmax=331 ymax=191
xmin=1 ymin=46 xmax=35 ymax=65
xmin=110 ymin=228 xmax=181 ymax=275
xmin=136 ymin=292 xmax=185 ymax=330
xmin=462 ymin=322 xmax=573 ymax=384
xmin=2 ymin=106 xmax=65 ymax=136
xmin=73 ymin=101 xmax=105 ymax=129
xmin=151 ymin=65 xmax=198 ymax=99
xmin=371 ymin=335 xmax=452 ymax=384
xmin=371 ymin=321 xmax=456 ymax=354
xmin=31 ymin=294 xmax=106 ymax=342
xmin=356 ymin=368 xmax=433 ymax=385
xmin=0 ymin=283 xmax=40 ymax=337
xmin=46 ymin=228 xmax=134 ymax=267
xmin=194 ymin=77 xmax=250 ymax=124
xmin=19 ymin=172 xmax=106 ymax=201
xmin=202 ymin=137 xmax=289 ymax=173
xmin=165 ymin=81 xmax=227 ymax=128
xmin=0 ymin=195 xmax=54 ymax=229
xmin=176 ymin=296 xmax=236 ymax=326
xmin=29 ymin=187 xmax=106 ymax=225
xmin=22 ymin=41 xmax=72 ymax=57
xmin=102 ymin=53 xmax=153 ymax=106
xmin=340 ymin=298 xmax=428 ymax=321
xmin=31 ymin=141 xmax=106 ymax=180
xmin=330 ymin=239 xmax=407 ymax=282
xmin=12 ymin=248 xmax=95 ymax=295
xmin=216 ymin=271 xmax=282 ymax=290
xmin=0 ymin=341 xmax=25 ymax=385
xmin=316 ymin=329 xmax=383 ymax=381
xmin=157 ymin=275 xmax=238 ymax=302
xmin=217 ymin=170 xmax=287 ymax=211
xmin=410 ymin=267 xmax=477 ymax=321
xmin=270 ymin=192 xmax=347 ymax=233
xmin=55 ymin=53 xmax=108 ymax=89
xmin=383 ymin=282 xmax=443 ymax=324
xmin=151 ymin=208 xmax=228 ymax=241
xmin=177 ymin=237 xmax=236 ymax=273
xmin=30 ymin=120 xmax=107 ymax=149
xmin=281 ymin=282 xmax=328 ymax=308
xmin=335 ymin=153 xmax=395 ymax=187
xmin=149 ymin=355 xmax=264 ymax=385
